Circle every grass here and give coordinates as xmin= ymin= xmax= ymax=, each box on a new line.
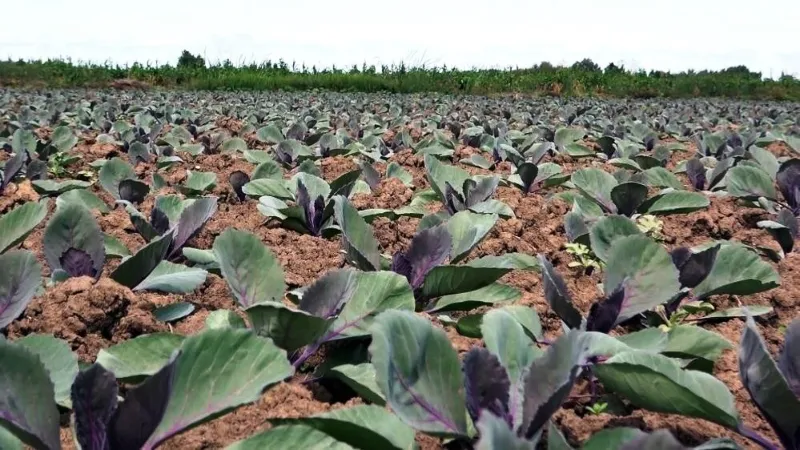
xmin=2 ymin=57 xmax=800 ymax=100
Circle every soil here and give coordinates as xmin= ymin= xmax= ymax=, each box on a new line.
xmin=2 ymin=117 xmax=795 ymax=450
xmin=7 ymin=277 xmax=166 ymax=361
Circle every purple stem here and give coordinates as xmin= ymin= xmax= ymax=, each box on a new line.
xmin=390 ymin=361 xmax=460 ymax=433
xmin=291 ymin=320 xmax=353 ymax=369
xmin=292 ymin=340 xmax=325 ymax=370
xmin=736 ymin=424 xmax=779 ymax=450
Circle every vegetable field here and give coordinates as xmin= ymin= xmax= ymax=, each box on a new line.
xmin=0 ymin=88 xmax=798 ymax=450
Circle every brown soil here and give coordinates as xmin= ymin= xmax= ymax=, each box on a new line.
xmin=660 ymin=196 xmax=776 ymax=250
xmin=7 ymin=277 xmax=166 ymax=361
xmin=351 ymin=177 xmax=414 ymax=210
xmin=319 ymin=155 xmax=358 ymax=181
xmin=161 ymin=382 xmax=361 ymax=449
xmin=0 ymin=180 xmax=39 ymax=213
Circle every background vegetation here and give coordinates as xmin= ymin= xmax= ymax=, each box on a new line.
xmin=1 ymin=50 xmax=799 ymax=100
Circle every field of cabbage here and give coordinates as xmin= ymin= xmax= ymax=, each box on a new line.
xmin=0 ymin=89 xmax=798 ymax=450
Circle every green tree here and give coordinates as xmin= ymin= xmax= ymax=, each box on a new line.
xmin=177 ymin=50 xmax=205 ymax=69
xmin=572 ymin=58 xmax=601 ymax=72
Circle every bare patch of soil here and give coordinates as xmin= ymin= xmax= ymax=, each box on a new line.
xmin=0 ymin=180 xmax=39 ymax=213
xmin=660 ymin=196 xmax=776 ymax=250
xmin=371 ymin=216 xmax=419 ymax=254
xmin=161 ymin=382 xmax=361 ymax=449
xmin=319 ymin=155 xmax=357 ymax=181
xmin=351 ymin=177 xmax=413 ymax=210
xmin=7 ymin=277 xmax=166 ymax=361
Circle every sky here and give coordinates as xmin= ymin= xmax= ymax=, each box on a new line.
xmin=3 ymin=0 xmax=800 ymax=78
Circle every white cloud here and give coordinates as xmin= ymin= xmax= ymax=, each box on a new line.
xmin=3 ymin=0 xmax=799 ymax=78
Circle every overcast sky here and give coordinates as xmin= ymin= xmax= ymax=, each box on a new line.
xmin=3 ymin=0 xmax=799 ymax=78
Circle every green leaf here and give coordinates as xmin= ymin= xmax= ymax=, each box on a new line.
xmin=582 ymin=428 xmax=646 ymax=450
xmin=461 ymin=154 xmax=494 ymax=169
xmin=247 ymin=303 xmax=334 ymax=352
xmin=104 ymin=234 xmax=131 ymax=258
xmin=270 ymin=405 xmax=416 ymax=450
xmin=538 ymin=254 xmax=583 ymax=329
xmin=369 ymin=310 xmax=468 ymax=437
xmin=502 ymin=305 xmax=544 ymax=341
xmin=213 ymin=229 xmax=285 ymax=308
xmin=134 ymin=261 xmax=207 ymax=293
xmin=0 ymin=199 xmax=49 ymax=254
xmin=610 ymin=182 xmax=648 ymax=216
xmin=98 ymin=157 xmax=136 ymax=199
xmin=256 ymin=124 xmax=284 ymax=144
xmin=177 ymin=143 xmax=204 ymax=155
xmin=182 ymin=247 xmax=218 ymax=269
xmin=747 ymin=146 xmax=779 ymax=180
xmin=702 ymin=305 xmax=773 ymax=320
xmin=386 ymin=162 xmax=413 ymax=186
xmin=519 ymin=331 xmax=615 ymax=438
xmin=327 ymin=271 xmax=416 ymax=340
xmin=144 ymin=328 xmax=294 ymax=448
xmin=429 ymin=283 xmax=521 ymax=313
xmin=593 ymin=351 xmax=739 ymax=428
xmin=252 ymin=160 xmax=283 ymax=180
xmin=0 ymin=339 xmax=60 ymax=449
xmin=447 ymin=211 xmax=498 ymax=263
xmin=643 ymin=167 xmax=684 ymax=190
xmin=152 ymin=172 xmax=167 ymax=189
xmin=181 ymin=171 xmax=217 ymax=195
xmin=466 ymin=253 xmax=540 ymax=270
xmin=154 ymin=302 xmax=196 ymax=322
xmin=110 ymin=232 xmax=171 ymax=289
xmin=555 ymin=127 xmax=586 ymax=149
xmin=469 ymin=199 xmax=514 ymax=218
xmin=693 ymin=244 xmax=780 ymax=300
xmin=0 ymin=426 xmax=22 ymax=450
xmin=424 ymin=154 xmax=470 ymax=203
xmin=328 ymin=363 xmax=386 ymax=405
xmin=243 ymin=179 xmax=294 ymax=199
xmin=481 ymin=308 xmax=541 ymax=415
xmin=155 ymin=195 xmax=193 ymax=224
xmin=638 ymin=191 xmax=709 ymax=215
xmin=56 ymin=189 xmax=108 ymax=214
xmin=333 ymin=196 xmax=381 ymax=271
xmin=31 ymin=179 xmax=91 ymax=195
xmin=615 ymin=328 xmax=668 ymax=352
xmin=257 ymin=196 xmax=289 ymax=220
xmin=475 ymin=413 xmax=532 ymax=450
xmin=222 ymin=137 xmax=247 ymax=153
xmin=204 ymin=310 xmax=246 ymax=330
xmin=603 ymin=235 xmax=680 ymax=324
xmin=589 ymin=215 xmax=642 ymax=262
xmin=739 ymin=316 xmax=800 ymax=449
xmin=725 ymin=166 xmax=777 ymax=200
xmin=51 ymin=126 xmax=77 ymax=152
xmin=608 ymin=158 xmax=642 ymax=172
xmin=16 ymin=334 xmax=78 ymax=408
xmin=226 ymin=424 xmax=351 ymax=450
xmin=663 ymin=325 xmax=733 ymax=364
xmin=422 ymin=265 xmax=511 ymax=299
xmin=547 ymin=421 xmax=573 ymax=450
xmin=243 ymin=150 xmax=274 ymax=164
xmin=571 ymin=168 xmax=617 ymax=212
xmin=96 ymin=333 xmax=185 ymax=380
xmin=43 ymin=202 xmax=105 ymax=277
xmin=11 ymin=129 xmax=37 ymax=156
xmin=456 ymin=314 xmax=483 ymax=338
